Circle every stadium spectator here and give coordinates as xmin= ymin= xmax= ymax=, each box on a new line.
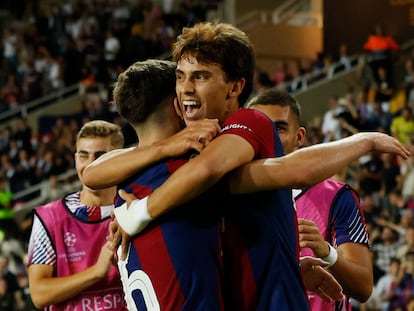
xmin=363 ymin=23 xmax=399 ymax=83
xmin=391 ymin=106 xmax=414 ymax=147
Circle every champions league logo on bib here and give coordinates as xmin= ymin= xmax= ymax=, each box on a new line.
xmin=60 ymin=231 xmax=86 ymax=263
xmin=64 ymin=232 xmax=77 ymax=247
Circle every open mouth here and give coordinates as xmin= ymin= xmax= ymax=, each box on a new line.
xmin=183 ymin=100 xmax=202 ymax=120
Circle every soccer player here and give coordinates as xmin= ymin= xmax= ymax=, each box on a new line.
xmin=27 ymin=120 xmax=127 ymax=310
xmin=247 ymin=88 xmax=373 ymax=310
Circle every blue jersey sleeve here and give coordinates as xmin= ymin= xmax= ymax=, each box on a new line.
xmin=331 ymin=188 xmax=370 ymax=247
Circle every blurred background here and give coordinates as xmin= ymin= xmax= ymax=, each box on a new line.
xmin=0 ymin=0 xmax=413 ymax=309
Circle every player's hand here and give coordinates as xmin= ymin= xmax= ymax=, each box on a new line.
xmin=108 ymin=217 xmax=122 ymax=248
xmin=298 ymin=218 xmax=329 ymax=258
xmin=109 ymin=215 xmax=118 ymax=244
xmin=94 ymin=241 xmax=116 ymax=279
xmin=359 ymin=132 xmax=410 ymax=159
xmin=107 ymin=216 xmax=131 ymax=261
xmin=155 ymin=115 xmax=221 ymax=155
xmin=300 ymin=256 xmax=343 ymax=302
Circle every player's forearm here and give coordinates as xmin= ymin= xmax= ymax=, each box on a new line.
xmin=147 ymin=135 xmax=253 ymax=218
xmin=113 ymin=160 xmax=218 ymax=230
xmin=229 ymin=133 xmax=376 ymax=193
xmin=116 ymin=135 xmax=255 ymax=236
xmin=29 ymin=265 xmax=104 ymax=308
xmin=147 ymin=156 xmax=223 ymax=218
xmin=329 ymin=251 xmax=373 ymax=302
xmin=83 ymin=145 xmax=169 ymax=189
xmin=305 ymin=241 xmax=373 ymax=302
xmin=289 ymin=134 xmax=374 ymax=186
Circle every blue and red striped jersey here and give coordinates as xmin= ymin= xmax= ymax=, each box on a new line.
xmin=220 ymin=108 xmax=309 ymax=311
xmin=115 ymin=157 xmax=225 ymax=311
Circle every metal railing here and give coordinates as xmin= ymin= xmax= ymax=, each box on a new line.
xmin=12 ymin=169 xmax=81 ymax=222
xmin=236 ymin=0 xmax=320 ymax=31
xmin=0 ymin=83 xmax=81 ymax=127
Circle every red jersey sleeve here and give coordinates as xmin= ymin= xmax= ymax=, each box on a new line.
xmin=220 ymin=108 xmax=280 ymax=159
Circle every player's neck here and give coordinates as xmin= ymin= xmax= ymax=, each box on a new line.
xmin=137 ymin=129 xmax=170 ymax=146
xmin=136 ymin=123 xmax=181 ymax=146
xmin=80 ymin=187 xmax=117 ymax=206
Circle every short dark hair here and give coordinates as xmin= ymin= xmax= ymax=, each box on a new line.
xmin=113 ymin=59 xmax=177 ymax=125
xmin=172 ymin=21 xmax=255 ymax=106
xmin=247 ymin=88 xmax=302 ymax=124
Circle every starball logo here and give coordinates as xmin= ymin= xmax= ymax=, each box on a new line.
xmin=64 ymin=232 xmax=77 ymax=247
xmin=58 ymin=231 xmax=86 ymax=263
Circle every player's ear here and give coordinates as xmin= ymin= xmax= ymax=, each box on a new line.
xmin=297 ymin=127 xmax=307 ymax=148
xmin=227 ymin=78 xmax=245 ymax=99
xmin=173 ymin=98 xmax=184 ymax=119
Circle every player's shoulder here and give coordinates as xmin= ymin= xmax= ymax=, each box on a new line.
xmin=223 ymin=108 xmax=272 ymax=129
xmin=233 ymin=107 xmax=271 ymax=119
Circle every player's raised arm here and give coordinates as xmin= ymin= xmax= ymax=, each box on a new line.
xmin=228 ymin=132 xmax=409 ymax=194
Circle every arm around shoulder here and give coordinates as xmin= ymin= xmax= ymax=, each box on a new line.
xmin=83 ymin=145 xmax=170 ymax=189
xmin=228 ymin=132 xmax=409 ymax=194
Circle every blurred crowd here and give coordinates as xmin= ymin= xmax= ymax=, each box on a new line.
xmin=0 ymin=1 xmax=414 ymax=309
xmin=0 ymin=0 xmax=215 ymax=112
xmin=0 ymin=0 xmax=216 ymax=309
